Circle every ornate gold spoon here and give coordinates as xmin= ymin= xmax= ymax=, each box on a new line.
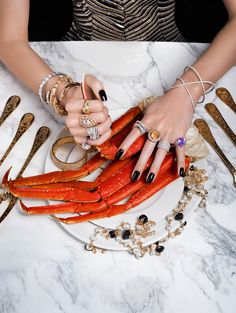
xmin=0 ymin=113 xmax=34 ymax=166
xmin=194 ymin=119 xmax=236 ymax=188
xmin=0 ymin=95 xmax=21 ymax=126
xmin=205 ymin=103 xmax=236 ymax=147
xmin=216 ymin=87 xmax=236 ymax=113
xmin=0 ymin=126 xmax=50 ymax=223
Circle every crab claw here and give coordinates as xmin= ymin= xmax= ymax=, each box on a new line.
xmin=2 ymin=167 xmax=12 ymax=188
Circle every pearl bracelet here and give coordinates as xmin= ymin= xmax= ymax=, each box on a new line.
xmin=38 ymin=72 xmax=64 ymax=103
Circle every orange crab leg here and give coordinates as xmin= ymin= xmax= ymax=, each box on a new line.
xmin=53 ymin=159 xmax=186 ymax=224
xmin=19 ymin=153 xmax=176 ymax=215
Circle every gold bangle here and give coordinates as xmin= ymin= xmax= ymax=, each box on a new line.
xmin=58 ymin=82 xmax=81 ymax=103
xmin=49 ymin=75 xmax=73 ymax=116
xmin=50 ymin=135 xmax=88 ymax=171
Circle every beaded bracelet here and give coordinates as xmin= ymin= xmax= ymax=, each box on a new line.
xmin=38 ymin=72 xmax=63 ymax=103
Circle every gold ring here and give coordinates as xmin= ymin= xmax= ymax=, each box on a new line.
xmin=50 ymin=136 xmax=88 ymax=170
xmin=79 ymin=114 xmax=97 ymax=128
xmin=82 ymin=100 xmax=91 ymax=114
xmin=147 ymin=129 xmax=161 ymax=143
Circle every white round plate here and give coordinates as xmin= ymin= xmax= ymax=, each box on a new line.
xmin=44 ymin=127 xmax=205 ymax=250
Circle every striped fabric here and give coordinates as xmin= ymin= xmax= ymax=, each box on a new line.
xmin=63 ymin=0 xmax=185 ymax=41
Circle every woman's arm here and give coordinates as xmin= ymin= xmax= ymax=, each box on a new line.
xmin=117 ymin=0 xmax=236 ymax=183
xmin=0 ymin=0 xmax=111 ymax=145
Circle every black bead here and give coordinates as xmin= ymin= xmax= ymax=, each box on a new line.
xmin=155 ymin=245 xmax=165 ymax=253
xmin=122 ymin=230 xmax=131 ymax=240
xmin=138 ymin=214 xmax=148 ymax=224
xmin=190 ymin=165 xmax=195 ymax=171
xmin=183 ymin=221 xmax=187 ymax=226
xmin=109 ymin=230 xmax=116 ymax=238
xmin=175 ymin=212 xmax=184 ymax=221
xmin=184 ymin=186 xmax=190 ymax=193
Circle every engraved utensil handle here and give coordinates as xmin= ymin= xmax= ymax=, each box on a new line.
xmin=216 ymin=87 xmax=236 ymax=114
xmin=0 ymin=126 xmax=50 ymax=223
xmin=0 ymin=113 xmax=34 ymax=166
xmin=205 ymin=103 xmax=236 ymax=147
xmin=194 ymin=119 xmax=236 ymax=187
xmin=0 ymin=95 xmax=21 ymax=126
xmin=17 ymin=126 xmax=50 ymax=178
xmin=0 ymin=197 xmax=17 ymax=223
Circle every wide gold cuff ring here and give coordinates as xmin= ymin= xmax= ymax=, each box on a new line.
xmin=50 ymin=136 xmax=87 ymax=170
xmin=82 ymin=100 xmax=91 ymax=114
xmin=79 ymin=114 xmax=97 ymax=128
xmin=147 ymin=129 xmax=161 ymax=143
xmin=132 ymin=120 xmax=147 ymax=135
xmin=157 ymin=140 xmax=171 ymax=152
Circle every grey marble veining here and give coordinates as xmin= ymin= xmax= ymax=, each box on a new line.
xmin=0 ymin=42 xmax=236 ymax=313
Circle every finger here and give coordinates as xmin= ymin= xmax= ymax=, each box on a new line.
xmin=84 ymin=74 xmax=107 ymax=101
xmin=131 ymin=139 xmax=157 ymax=182
xmin=65 ymin=99 xmax=105 ymax=114
xmin=87 ymin=128 xmax=112 ymax=146
xmin=176 ymin=145 xmax=186 ymax=177
xmin=69 ymin=116 xmax=112 ymax=137
xmin=66 ymin=108 xmax=108 ymax=127
xmin=115 ymin=127 xmax=144 ymax=159
xmin=146 ymin=144 xmax=168 ymax=183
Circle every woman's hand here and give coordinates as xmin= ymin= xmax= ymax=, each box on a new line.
xmin=115 ymin=87 xmax=194 ymax=183
xmin=63 ymin=74 xmax=112 ymax=146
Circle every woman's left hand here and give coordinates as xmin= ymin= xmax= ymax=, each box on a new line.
xmin=115 ymin=88 xmax=194 ymax=183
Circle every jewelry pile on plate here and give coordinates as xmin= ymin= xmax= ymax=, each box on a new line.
xmin=85 ymin=165 xmax=208 ymax=258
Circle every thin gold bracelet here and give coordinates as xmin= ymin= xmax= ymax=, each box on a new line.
xmin=58 ymin=82 xmax=81 ymax=103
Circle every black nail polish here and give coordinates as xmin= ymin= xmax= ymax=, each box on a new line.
xmin=99 ymin=90 xmax=107 ymax=101
xmin=179 ymin=167 xmax=185 ymax=177
xmin=131 ymin=171 xmax=140 ymax=182
xmin=147 ymin=172 xmax=155 ymax=184
xmin=115 ymin=149 xmax=124 ymax=160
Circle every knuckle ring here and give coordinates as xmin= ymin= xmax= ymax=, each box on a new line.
xmin=82 ymin=100 xmax=91 ymax=114
xmin=132 ymin=120 xmax=147 ymax=135
xmin=81 ymin=138 xmax=92 ymax=151
xmin=175 ymin=137 xmax=186 ymax=148
xmin=79 ymin=114 xmax=97 ymax=127
xmin=147 ymin=129 xmax=161 ymax=143
xmin=157 ymin=140 xmax=171 ymax=152
xmin=87 ymin=126 xmax=101 ymax=141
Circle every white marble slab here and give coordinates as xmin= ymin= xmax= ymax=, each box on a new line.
xmin=0 ymin=42 xmax=236 ymax=313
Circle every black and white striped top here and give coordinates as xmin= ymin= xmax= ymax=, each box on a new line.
xmin=63 ymin=0 xmax=185 ymax=41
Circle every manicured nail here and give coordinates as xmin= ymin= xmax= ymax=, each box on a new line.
xmin=115 ymin=149 xmax=124 ymax=160
xmin=179 ymin=167 xmax=185 ymax=177
xmin=131 ymin=171 xmax=140 ymax=182
xmin=99 ymin=90 xmax=107 ymax=101
xmin=147 ymin=172 xmax=155 ymax=184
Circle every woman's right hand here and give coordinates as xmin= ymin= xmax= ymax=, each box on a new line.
xmin=63 ymin=74 xmax=112 ymax=146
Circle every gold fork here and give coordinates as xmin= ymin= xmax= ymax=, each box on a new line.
xmin=194 ymin=119 xmax=236 ymax=188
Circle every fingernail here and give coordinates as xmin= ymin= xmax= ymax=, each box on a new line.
xmin=115 ymin=149 xmax=124 ymax=160
xmin=99 ymin=90 xmax=107 ymax=101
xmin=131 ymin=171 xmax=140 ymax=182
xmin=147 ymin=172 xmax=155 ymax=184
xmin=179 ymin=167 xmax=185 ymax=177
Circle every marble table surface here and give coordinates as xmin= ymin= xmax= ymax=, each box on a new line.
xmin=0 ymin=42 xmax=236 ymax=313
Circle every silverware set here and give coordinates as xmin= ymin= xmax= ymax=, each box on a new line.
xmin=0 ymin=96 xmax=50 ymax=223
xmin=194 ymin=87 xmax=236 ymax=188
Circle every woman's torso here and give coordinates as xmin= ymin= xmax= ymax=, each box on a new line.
xmin=63 ymin=0 xmax=185 ymax=41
